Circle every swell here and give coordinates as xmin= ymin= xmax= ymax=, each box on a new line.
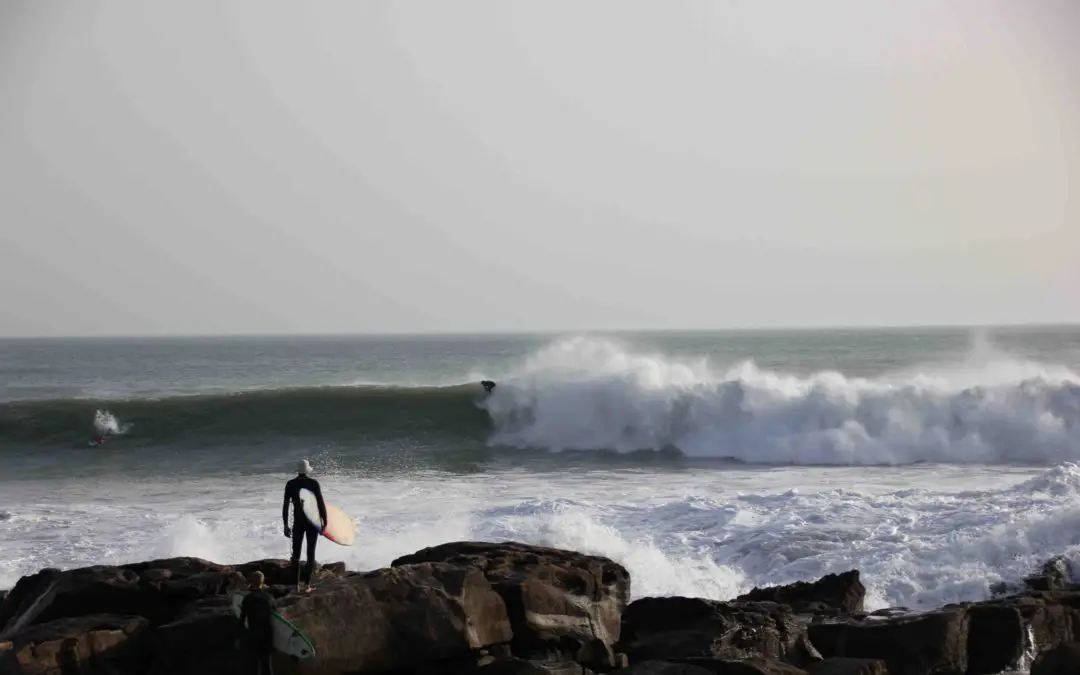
xmin=0 ymin=384 xmax=492 ymax=446
xmin=4 ymin=334 xmax=1080 ymax=467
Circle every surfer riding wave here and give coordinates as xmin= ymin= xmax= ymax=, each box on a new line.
xmin=89 ymin=409 xmax=129 ymax=446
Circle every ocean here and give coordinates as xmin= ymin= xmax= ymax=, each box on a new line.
xmin=2 ymin=326 xmax=1080 ymax=611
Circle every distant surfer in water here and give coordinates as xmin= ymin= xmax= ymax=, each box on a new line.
xmin=481 ymin=380 xmax=496 ymax=393
xmin=282 ymin=459 xmax=328 ymax=592
xmin=237 ymin=570 xmax=276 ymax=675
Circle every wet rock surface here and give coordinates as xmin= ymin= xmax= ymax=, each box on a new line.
xmin=734 ymin=572 xmax=865 ymax=616
xmin=2 ymin=547 xmax=1079 ymax=675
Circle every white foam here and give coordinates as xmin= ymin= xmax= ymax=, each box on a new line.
xmin=4 ymin=463 xmax=1079 ymax=613
xmin=93 ymin=409 xmax=132 ymax=436
xmin=480 ymin=336 xmax=1080 ymax=465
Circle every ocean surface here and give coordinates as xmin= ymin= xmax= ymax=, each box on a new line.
xmin=2 ymin=326 xmax=1080 ymax=611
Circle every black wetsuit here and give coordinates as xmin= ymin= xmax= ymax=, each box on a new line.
xmin=239 ymin=588 xmax=276 ymax=675
xmin=282 ymin=475 xmax=327 ymax=586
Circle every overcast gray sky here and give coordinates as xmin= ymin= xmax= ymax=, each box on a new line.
xmin=1 ymin=1 xmax=1077 ymax=337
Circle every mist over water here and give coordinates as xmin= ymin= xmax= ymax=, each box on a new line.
xmin=2 ymin=326 xmax=1079 ymax=611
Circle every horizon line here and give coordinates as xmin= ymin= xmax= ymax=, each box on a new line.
xmin=2 ymin=320 xmax=1079 ymax=341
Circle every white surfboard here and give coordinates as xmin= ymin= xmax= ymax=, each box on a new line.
xmin=299 ymin=488 xmax=356 ymax=546
xmin=231 ymin=591 xmax=316 ymax=660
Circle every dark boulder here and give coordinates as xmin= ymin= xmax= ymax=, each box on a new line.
xmin=808 ymin=609 xmax=967 ymax=675
xmin=1026 ymin=557 xmax=1074 ymax=593
xmin=0 ymin=562 xmax=228 ymax=639
xmin=963 ymin=591 xmax=1075 ymax=674
xmin=807 ymin=659 xmax=887 ymax=675
xmin=965 ymin=603 xmax=1025 ymax=675
xmin=122 ymin=557 xmax=227 ymax=579
xmin=146 ymin=597 xmax=244 ymax=675
xmin=1032 ymin=642 xmax=1080 ymax=675
xmin=617 ymin=661 xmax=717 ymax=675
xmin=866 ymin=608 xmax=909 ymax=619
xmin=467 ymin=657 xmax=599 ymax=675
xmin=0 ymin=570 xmax=62 ymax=637
xmin=233 ymin=559 xmax=299 ymax=587
xmin=667 ymin=658 xmax=809 ymax=675
xmin=805 ymin=622 xmax=846 ymax=659
xmin=0 ymin=566 xmax=160 ymax=638
xmin=394 ymin=541 xmax=630 ymax=669
xmin=271 ymin=561 xmax=512 ymax=674
xmin=139 ymin=569 xmax=173 ymax=588
xmin=0 ymin=556 xmax=353 ymax=644
xmin=617 ymin=660 xmax=808 ymax=675
xmin=619 ymin=597 xmax=820 ymax=666
xmin=0 ymin=613 xmax=149 ymax=675
xmin=735 ymin=572 xmax=865 ymax=615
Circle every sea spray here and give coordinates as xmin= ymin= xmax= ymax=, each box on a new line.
xmin=481 ymin=336 xmax=1080 ymax=464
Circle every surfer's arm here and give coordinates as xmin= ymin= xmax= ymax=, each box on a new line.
xmin=282 ymin=484 xmax=292 ymax=534
xmin=314 ymin=483 xmax=328 ymax=528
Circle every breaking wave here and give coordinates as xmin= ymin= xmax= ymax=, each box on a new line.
xmin=482 ymin=337 xmax=1080 ymax=465
xmin=2 ymin=336 xmax=1078 ymax=466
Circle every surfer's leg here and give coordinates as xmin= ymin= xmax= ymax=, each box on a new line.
xmin=290 ymin=526 xmax=304 ymax=589
xmin=302 ymin=525 xmax=318 ymax=585
xmin=259 ymin=643 xmax=274 ymax=675
xmin=242 ymin=636 xmax=260 ymax=675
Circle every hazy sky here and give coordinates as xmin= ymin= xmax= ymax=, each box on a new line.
xmin=1 ymin=1 xmax=1077 ymax=337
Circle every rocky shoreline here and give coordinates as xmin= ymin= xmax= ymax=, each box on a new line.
xmin=0 ymin=542 xmax=1077 ymax=675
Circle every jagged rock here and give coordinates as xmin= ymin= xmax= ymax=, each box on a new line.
xmin=667 ymin=658 xmax=809 ymax=675
xmin=0 ymin=562 xmax=229 ymax=639
xmin=0 ymin=614 xmax=150 ymax=675
xmin=139 ymin=568 xmax=173 ymax=587
xmin=272 ymin=562 xmax=512 ymax=674
xmin=467 ymin=657 xmax=598 ymax=675
xmin=122 ymin=557 xmax=227 ymax=579
xmin=146 ymin=597 xmax=244 ymax=675
xmin=1026 ymin=557 xmax=1074 ymax=592
xmin=808 ymin=609 xmax=967 ymax=675
xmin=0 ymin=556 xmax=352 ymax=644
xmin=805 ymin=622 xmax=846 ymax=659
xmin=867 ymin=608 xmax=909 ymax=618
xmin=617 ymin=661 xmax=717 ymax=675
xmin=1026 ymin=596 xmax=1077 ymax=648
xmin=393 ymin=541 xmax=631 ymax=670
xmin=963 ymin=591 xmax=1074 ymax=674
xmin=0 ymin=569 xmax=62 ymax=636
xmin=1031 ymin=642 xmax=1080 ymax=675
xmin=988 ymin=581 xmax=1016 ymax=598
xmin=807 ymin=659 xmax=887 ymax=675
xmin=736 ymin=572 xmax=865 ymax=615
xmin=0 ymin=566 xmax=161 ymax=638
xmin=965 ymin=603 xmax=1025 ymax=675
xmin=233 ymin=559 xmax=301 ymax=586
xmin=619 ymin=597 xmax=820 ymax=666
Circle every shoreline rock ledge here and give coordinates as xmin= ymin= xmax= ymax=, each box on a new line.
xmin=0 ymin=543 xmax=1076 ymax=675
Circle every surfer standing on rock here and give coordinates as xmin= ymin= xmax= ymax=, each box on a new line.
xmin=282 ymin=459 xmax=328 ymax=593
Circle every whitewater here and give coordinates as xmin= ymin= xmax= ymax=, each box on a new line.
xmin=480 ymin=333 xmax=1080 ymax=464
xmin=2 ymin=327 xmax=1079 ymax=613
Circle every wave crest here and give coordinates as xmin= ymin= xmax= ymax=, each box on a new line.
xmin=482 ymin=337 xmax=1080 ymax=465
